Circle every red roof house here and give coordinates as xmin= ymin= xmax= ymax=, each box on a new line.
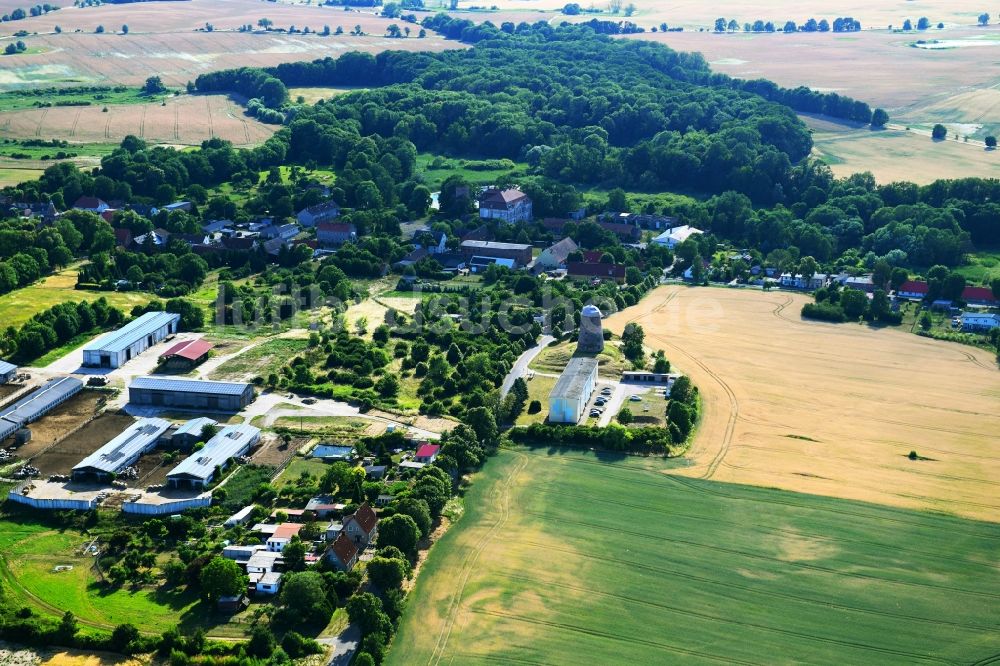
xmin=962 ymin=286 xmax=997 ymax=305
xmin=897 ymin=280 xmax=929 ymax=299
xmin=414 ymin=443 xmax=441 ymax=463
xmin=113 ymin=228 xmax=133 ymax=248
xmin=325 ymin=532 xmax=359 ymax=572
xmin=342 ymin=502 xmax=378 ymax=548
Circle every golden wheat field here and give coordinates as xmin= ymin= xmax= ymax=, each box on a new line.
xmin=605 ymin=285 xmax=1000 ymax=522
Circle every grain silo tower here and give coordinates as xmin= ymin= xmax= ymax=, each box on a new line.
xmin=578 ymin=304 xmax=605 ymax=353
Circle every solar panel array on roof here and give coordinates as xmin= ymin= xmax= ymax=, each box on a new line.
xmin=167 ymin=424 xmax=261 ymax=482
xmin=130 ymin=376 xmax=252 ymax=396
xmin=72 ymin=418 xmax=171 ymax=476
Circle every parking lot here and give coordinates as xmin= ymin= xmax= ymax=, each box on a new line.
xmin=584 ymin=378 xmax=674 ymax=426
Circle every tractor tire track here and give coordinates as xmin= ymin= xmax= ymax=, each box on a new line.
xmin=510 ymin=545 xmax=996 ymax=634
xmin=138 ymin=103 xmax=146 ymax=138
xmin=527 ymin=483 xmax=1000 ymax=568
xmin=173 ymin=103 xmax=179 ymax=141
xmin=35 ymin=107 xmax=49 ymax=137
xmin=205 ymin=94 xmax=214 ymax=139
xmin=428 ymin=452 xmax=528 ymax=666
xmin=488 ymin=571 xmax=962 ymax=663
xmin=69 ymin=107 xmax=82 ymax=138
xmin=521 ymin=510 xmax=1000 ymax=600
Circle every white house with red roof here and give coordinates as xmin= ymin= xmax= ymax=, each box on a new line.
xmin=414 ymin=443 xmax=441 ymax=464
xmin=266 ymin=523 xmax=304 ymax=552
xmin=961 ymin=286 xmax=998 ymax=306
xmin=897 ymin=280 xmax=929 ymax=300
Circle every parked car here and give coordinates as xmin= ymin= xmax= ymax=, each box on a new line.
xmin=302 ymin=397 xmax=318 ymax=405
xmin=629 ymin=395 xmax=642 ymax=402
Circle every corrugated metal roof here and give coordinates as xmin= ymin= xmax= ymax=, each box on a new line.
xmin=84 ymin=311 xmax=180 ymax=355
xmin=160 ymin=339 xmax=213 ymax=361
xmin=73 ymin=418 xmax=171 ymax=474
xmin=550 ymin=357 xmax=598 ymax=401
xmin=0 ymin=377 xmax=83 ymax=425
xmin=167 ymin=424 xmax=260 ymax=481
xmin=130 ymin=376 xmax=252 ymax=397
xmin=174 ymin=417 xmax=218 ymax=438
xmin=0 ymin=360 xmax=16 ymax=375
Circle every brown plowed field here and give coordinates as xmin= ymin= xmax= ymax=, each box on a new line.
xmin=605 ymin=286 xmax=1000 ymax=521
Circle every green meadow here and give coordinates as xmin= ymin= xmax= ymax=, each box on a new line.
xmin=389 ymin=448 xmax=1000 ymax=664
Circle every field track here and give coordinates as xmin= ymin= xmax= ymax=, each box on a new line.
xmin=606 ymin=285 xmax=1000 ymax=521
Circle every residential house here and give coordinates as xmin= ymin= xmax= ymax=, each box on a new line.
xmin=960 ymin=312 xmax=1000 ymax=331
xmin=629 ymin=213 xmax=677 ymax=230
xmin=317 ymin=222 xmax=357 ymax=247
xmin=414 ymin=230 xmax=447 ymax=254
xmin=341 ymin=502 xmax=378 ymax=548
xmin=651 ymin=225 xmax=704 ymax=249
xmin=306 ymin=495 xmax=346 ymax=518
xmin=134 ymin=228 xmax=171 ymax=248
xmin=325 ymin=532 xmax=359 ymax=572
xmin=843 ymin=275 xmax=876 ymax=293
xmin=113 ymin=228 xmax=133 ymax=248
xmin=962 ymin=286 xmax=998 ymax=306
xmin=202 ymin=219 xmax=233 ymax=235
xmin=460 ymin=240 xmax=532 ymax=267
xmin=375 ymin=494 xmax=395 ymax=508
xmin=478 ymin=187 xmax=533 ymax=223
xmin=73 ymin=196 xmax=110 ymax=213
xmin=297 ymin=201 xmax=341 ymax=227
xmin=362 ymin=464 xmax=387 ymax=480
xmin=414 ymin=443 xmax=441 ymax=464
xmin=266 ymin=523 xmax=304 ymax=552
xmin=260 ymin=223 xmax=300 ymax=241
xmin=395 ymin=247 xmax=429 ymax=270
xmin=779 ymin=273 xmax=828 ymax=290
xmin=533 ymin=237 xmax=579 ymax=273
xmin=435 ymin=252 xmax=468 ymax=273
xmin=566 ymin=262 xmax=626 ymax=283
xmin=897 ymin=280 xmax=929 ymax=300
xmin=163 ymin=201 xmax=192 ymax=213
xmin=255 ymin=571 xmax=282 ymax=595
xmin=246 ymin=550 xmax=283 ymax=574
xmin=597 ymin=220 xmax=641 ymax=243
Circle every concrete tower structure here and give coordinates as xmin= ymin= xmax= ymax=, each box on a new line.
xmin=578 ymin=304 xmax=605 ymax=354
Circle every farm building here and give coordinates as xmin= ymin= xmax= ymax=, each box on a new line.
xmin=478 ymin=188 xmax=533 ymax=223
xmin=468 ymin=256 xmax=516 ymax=273
xmin=566 ymin=262 xmax=626 ymax=282
xmin=0 ymin=359 xmax=16 ymax=384
xmin=960 ymin=312 xmax=1000 ymax=331
xmin=158 ymin=339 xmax=213 ymax=371
xmin=623 ymin=371 xmax=672 ymax=383
xmin=171 ymin=417 xmax=218 ymax=449
xmin=962 ymin=286 xmax=998 ymax=306
xmin=317 ymin=222 xmax=357 ymax=246
xmin=460 ymin=240 xmax=532 ymax=267
xmin=165 ymin=424 xmax=261 ymax=489
xmin=548 ymin=357 xmax=599 ymax=424
xmin=533 ymin=237 xmax=579 ymax=273
xmin=83 ymin=311 xmax=181 ymax=369
xmin=297 ymin=201 xmax=341 ymax=227
xmin=651 ymin=225 xmax=704 ymax=249
xmin=7 ymin=481 xmax=101 ymax=511
xmin=71 ymin=418 xmax=171 ymax=483
xmin=0 ymin=377 xmax=83 ymax=442
xmin=225 ymin=505 xmax=258 ymax=528
xmin=121 ymin=493 xmax=212 ymax=516
xmin=129 ymin=377 xmax=255 ymax=411
xmin=897 ymin=280 xmax=929 ymax=299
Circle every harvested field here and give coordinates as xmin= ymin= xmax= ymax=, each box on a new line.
xmin=288 ymin=86 xmax=360 ymax=104
xmin=605 ymin=286 xmax=1000 ymax=522
xmin=30 ymin=412 xmax=133 ymax=477
xmin=11 ymin=392 xmax=105 ymax=461
xmin=0 ymin=94 xmax=274 ymax=147
xmin=0 ymin=28 xmax=459 ymax=92
xmin=389 ymin=447 xmax=1000 ymax=665
xmin=804 ymin=115 xmax=1000 ymax=183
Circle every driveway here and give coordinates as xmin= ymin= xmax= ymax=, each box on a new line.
xmin=501 ymin=335 xmax=555 ymax=397
xmin=318 ymin=623 xmax=360 ymax=666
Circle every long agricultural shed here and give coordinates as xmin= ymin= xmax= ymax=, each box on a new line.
xmin=129 ymin=376 xmax=255 ymax=411
xmin=166 ymin=424 xmax=261 ymax=489
xmin=83 ymin=311 xmax=180 ymax=369
xmin=72 ymin=418 xmax=171 ymax=482
xmin=0 ymin=377 xmax=83 ymax=441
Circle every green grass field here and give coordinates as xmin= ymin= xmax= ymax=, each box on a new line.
xmin=0 ymin=267 xmax=152 ymax=330
xmin=0 ymin=87 xmax=169 ymax=112
xmin=0 ymin=522 xmax=246 ymax=636
xmin=414 ymin=153 xmax=528 ymax=190
xmin=208 ymin=337 xmax=309 ymax=381
xmin=0 ymin=165 xmax=42 ymax=186
xmin=389 ymin=448 xmax=1000 ymax=665
xmin=955 ymin=249 xmax=1000 ymax=284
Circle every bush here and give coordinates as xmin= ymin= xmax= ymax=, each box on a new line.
xmin=801 ymin=302 xmax=846 ymax=322
xmin=527 ymin=399 xmax=541 ymax=414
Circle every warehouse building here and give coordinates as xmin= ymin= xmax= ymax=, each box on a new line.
xmin=158 ymin=339 xmax=213 ymax=372
xmin=0 ymin=359 xmax=16 ymax=384
xmin=171 ymin=417 xmax=218 ymax=449
xmin=129 ymin=377 xmax=255 ymax=411
xmin=0 ymin=377 xmax=83 ymax=442
xmin=166 ymin=424 xmax=261 ymax=489
xmin=71 ymin=418 xmax=171 ymax=483
xmin=548 ymin=357 xmax=599 ymax=424
xmin=83 ymin=311 xmax=181 ymax=369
